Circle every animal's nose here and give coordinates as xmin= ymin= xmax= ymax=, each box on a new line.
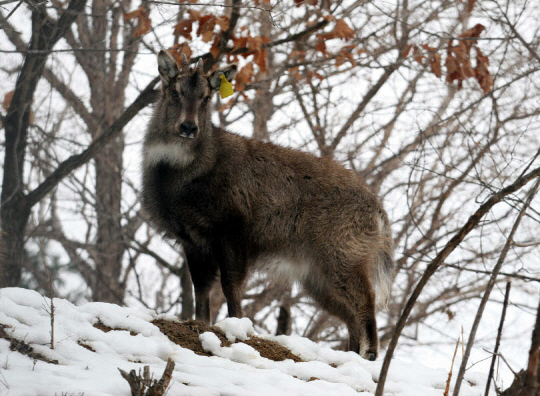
xmin=179 ymin=122 xmax=198 ymax=138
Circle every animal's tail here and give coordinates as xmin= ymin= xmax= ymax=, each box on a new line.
xmin=372 ymin=212 xmax=395 ymax=311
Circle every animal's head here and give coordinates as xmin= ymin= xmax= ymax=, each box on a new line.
xmin=153 ymin=50 xmax=237 ymax=142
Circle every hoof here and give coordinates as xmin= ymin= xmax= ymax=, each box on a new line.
xmin=366 ymin=352 xmax=376 ymax=361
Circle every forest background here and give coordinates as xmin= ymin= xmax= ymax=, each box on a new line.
xmin=1 ymin=0 xmax=539 ymax=394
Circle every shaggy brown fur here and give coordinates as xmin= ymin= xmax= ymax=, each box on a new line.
xmin=141 ymin=51 xmax=394 ymax=360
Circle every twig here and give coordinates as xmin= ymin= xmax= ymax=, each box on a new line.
xmin=445 ymin=337 xmax=461 ymax=396
xmin=485 ymin=282 xmax=511 ymax=396
xmin=453 ymin=180 xmax=540 ymax=396
xmin=375 ymin=167 xmax=540 ymax=396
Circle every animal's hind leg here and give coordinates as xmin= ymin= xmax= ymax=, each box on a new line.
xmin=303 ymin=265 xmax=379 ymax=360
xmin=347 ymin=295 xmax=378 ymax=361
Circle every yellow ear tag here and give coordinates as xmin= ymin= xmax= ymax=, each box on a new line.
xmin=219 ymin=74 xmax=234 ymax=99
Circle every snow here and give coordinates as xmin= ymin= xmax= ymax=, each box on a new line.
xmin=0 ymin=288 xmax=488 ymax=396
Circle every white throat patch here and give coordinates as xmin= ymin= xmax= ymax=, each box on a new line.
xmin=143 ymin=143 xmax=195 ymax=168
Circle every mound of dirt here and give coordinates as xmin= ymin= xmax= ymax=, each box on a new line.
xmin=152 ymin=319 xmax=302 ymax=362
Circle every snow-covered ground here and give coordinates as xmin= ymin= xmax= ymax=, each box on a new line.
xmin=0 ymin=288 xmax=488 ymax=396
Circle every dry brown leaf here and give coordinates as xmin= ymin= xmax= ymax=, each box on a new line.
xmin=235 ymin=63 xmax=254 ymax=92
xmin=254 ymin=49 xmax=268 ymax=72
xmin=210 ymin=36 xmax=220 ymax=59
xmin=133 ymin=16 xmax=151 ymax=37
xmin=169 ymin=43 xmax=192 ymax=64
xmin=201 ymin=30 xmax=214 ymax=43
xmin=315 ymin=39 xmax=328 ymax=56
xmin=335 ymin=55 xmax=345 ymax=67
xmin=232 ymin=36 xmax=248 ymax=52
xmin=247 ymin=36 xmax=265 ymax=52
xmin=174 ymin=19 xmax=194 ymax=39
xmin=475 ymin=48 xmax=493 ymax=93
xmin=124 ymin=6 xmax=151 ymax=37
xmin=467 ymin=0 xmax=476 ymax=12
xmin=402 ymin=44 xmax=413 ymax=58
xmin=123 ymin=7 xmax=144 ymax=21
xmin=197 ymin=15 xmax=216 ymax=36
xmin=290 ymin=50 xmax=307 ymax=60
xmin=188 ymin=9 xmax=202 ymax=21
xmin=421 ymin=44 xmax=436 ymax=52
xmin=445 ymin=52 xmax=464 ymax=88
xmin=333 ymin=19 xmax=355 ymax=41
xmin=413 ymin=45 xmax=424 ymax=64
xmin=430 ymin=52 xmax=442 ymax=78
xmin=215 ymin=16 xmax=229 ymax=31
xmin=3 ymin=91 xmax=14 ymax=111
xmin=460 ymin=23 xmax=485 ymax=39
xmin=339 ymin=49 xmax=355 ymax=66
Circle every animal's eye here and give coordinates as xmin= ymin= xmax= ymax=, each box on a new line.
xmin=203 ymin=96 xmax=210 ymax=104
xmin=171 ymin=90 xmax=179 ymax=98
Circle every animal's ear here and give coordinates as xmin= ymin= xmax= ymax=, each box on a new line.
xmin=208 ymin=64 xmax=238 ymax=91
xmin=157 ymin=50 xmax=179 ymax=85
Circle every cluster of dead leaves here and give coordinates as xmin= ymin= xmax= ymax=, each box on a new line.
xmin=287 ymin=18 xmax=359 ymax=83
xmin=123 ymin=6 xmax=151 ymax=37
xmin=402 ymin=24 xmax=493 ymax=93
xmin=313 ymin=18 xmax=362 ymax=68
xmin=169 ymin=6 xmax=272 ymax=94
xmin=174 ymin=10 xmax=229 ymax=44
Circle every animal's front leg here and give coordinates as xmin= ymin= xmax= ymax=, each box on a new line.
xmin=185 ymin=248 xmax=219 ymax=324
xmin=219 ymin=244 xmax=248 ymax=318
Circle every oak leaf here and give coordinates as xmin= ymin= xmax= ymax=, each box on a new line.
xmin=168 ymin=43 xmax=192 ymax=64
xmin=474 ymin=48 xmax=493 ymax=93
xmin=210 ymin=36 xmax=220 ymax=59
xmin=124 ymin=6 xmax=151 ymax=37
xmin=215 ymin=16 xmax=229 ymax=31
xmin=333 ymin=19 xmax=354 ymax=41
xmin=235 ymin=63 xmax=254 ymax=92
xmin=174 ymin=19 xmax=194 ymax=39
xmin=413 ymin=45 xmax=424 ymax=64
xmin=201 ymin=30 xmax=214 ymax=43
xmin=430 ymin=52 xmax=442 ymax=78
xmin=2 ymin=91 xmax=14 ymax=111
xmin=315 ymin=39 xmax=328 ymax=56
xmin=188 ymin=9 xmax=202 ymax=21
xmin=197 ymin=15 xmax=216 ymax=36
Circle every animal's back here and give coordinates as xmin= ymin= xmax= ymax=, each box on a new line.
xmin=211 ymin=130 xmax=394 ymax=305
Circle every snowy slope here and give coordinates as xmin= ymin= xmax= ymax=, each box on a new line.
xmin=0 ymin=288 xmax=486 ymax=396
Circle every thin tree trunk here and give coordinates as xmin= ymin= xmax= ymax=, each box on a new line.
xmin=0 ymin=0 xmax=86 ymax=287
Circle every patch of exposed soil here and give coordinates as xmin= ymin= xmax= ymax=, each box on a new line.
xmin=243 ymin=336 xmax=302 ymax=362
xmin=152 ymin=319 xmax=231 ymax=357
xmin=152 ymin=319 xmax=302 ymax=362
xmin=0 ymin=323 xmax=58 ymax=364
xmin=93 ymin=321 xmax=138 ymax=336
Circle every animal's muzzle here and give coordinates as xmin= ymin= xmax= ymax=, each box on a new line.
xmin=179 ymin=122 xmax=198 ymax=139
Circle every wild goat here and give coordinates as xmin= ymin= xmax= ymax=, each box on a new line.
xmin=141 ymin=51 xmax=394 ymax=360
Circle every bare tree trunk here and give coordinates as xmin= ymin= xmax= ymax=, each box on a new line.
xmin=502 ymin=292 xmax=540 ymax=396
xmin=0 ymin=0 xmax=86 ymax=287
